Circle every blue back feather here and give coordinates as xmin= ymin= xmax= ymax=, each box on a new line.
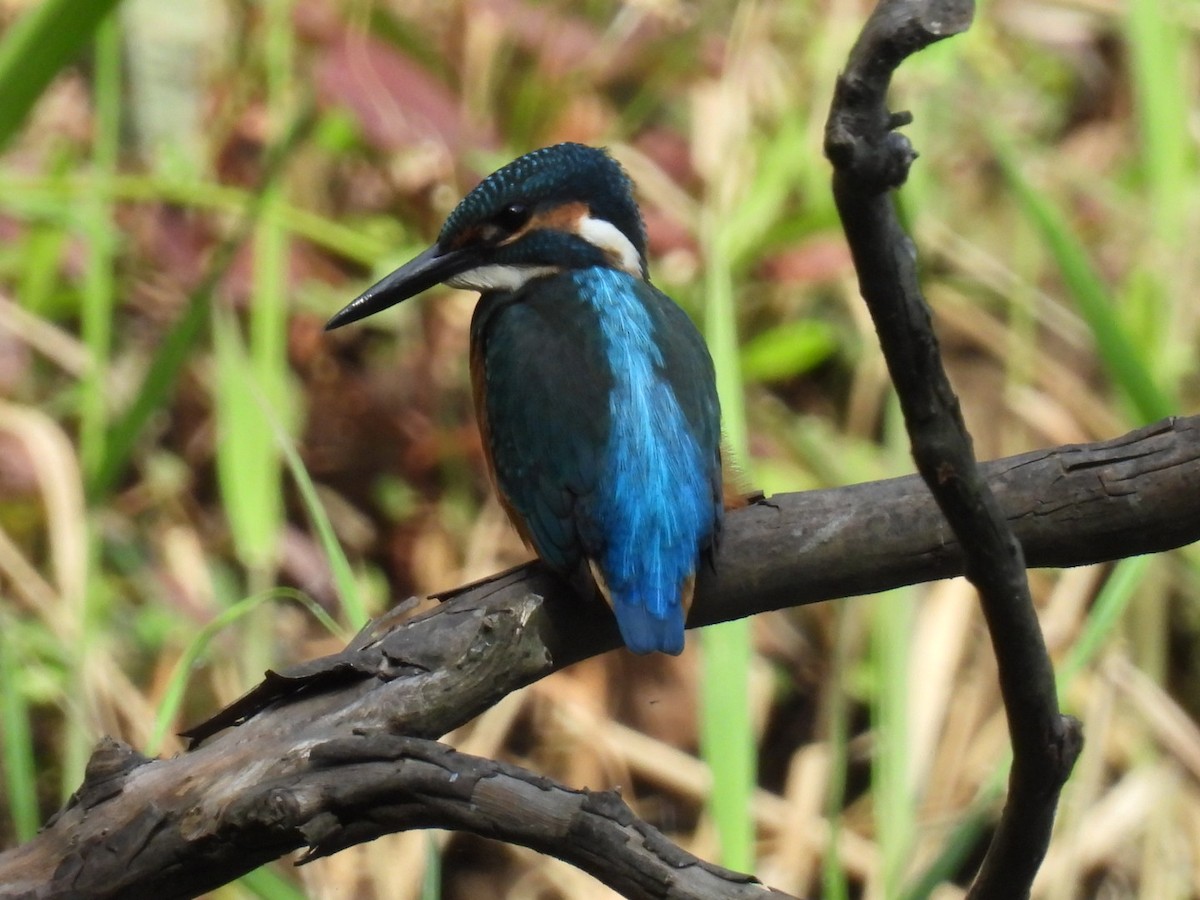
xmin=582 ymin=269 xmax=720 ymax=653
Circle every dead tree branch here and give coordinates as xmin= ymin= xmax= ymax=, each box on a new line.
xmin=1 ymin=416 xmax=1197 ymax=897
xmin=0 ymin=736 xmax=798 ymax=900
xmin=824 ymin=0 xmax=1083 ymax=896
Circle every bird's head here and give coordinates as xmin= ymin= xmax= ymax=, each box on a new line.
xmin=326 ymin=143 xmax=648 ymax=330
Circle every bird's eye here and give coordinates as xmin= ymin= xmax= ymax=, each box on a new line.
xmin=492 ymin=203 xmax=531 ymax=233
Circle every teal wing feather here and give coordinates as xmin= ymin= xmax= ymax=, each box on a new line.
xmin=473 ymin=270 xmax=722 ymax=654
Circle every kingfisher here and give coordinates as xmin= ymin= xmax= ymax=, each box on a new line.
xmin=326 ymin=143 xmax=723 ymax=655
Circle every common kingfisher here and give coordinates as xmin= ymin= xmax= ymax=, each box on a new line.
xmin=326 ymin=143 xmax=723 ymax=655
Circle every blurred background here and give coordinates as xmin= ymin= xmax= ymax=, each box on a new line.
xmin=0 ymin=0 xmax=1198 ymax=897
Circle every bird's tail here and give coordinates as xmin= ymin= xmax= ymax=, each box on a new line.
xmin=589 ymin=560 xmax=692 ymax=655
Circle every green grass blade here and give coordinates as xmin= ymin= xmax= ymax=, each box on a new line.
xmin=872 ymin=588 xmax=914 ymax=895
xmin=992 ymin=134 xmax=1175 ymax=424
xmin=215 ymin=0 xmax=295 ymax=574
xmin=212 ymin=303 xmax=282 ymax=685
xmin=213 ymin=302 xmax=285 ymax=575
xmin=699 ymin=619 xmax=754 ymax=868
xmin=16 ymin=221 xmax=70 ymax=317
xmin=0 ymin=620 xmax=40 ymax=840
xmin=146 ymin=591 xmax=273 ymax=754
xmin=0 ymin=0 xmax=125 ymax=152
xmin=1126 ymin=0 xmax=1191 ymax=243
xmin=209 ymin=305 xmax=365 ymax=629
xmin=213 ymin=0 xmax=296 ymax=580
xmin=0 ymin=170 xmax=390 ymax=273
xmin=422 ymin=835 xmax=443 ymax=900
xmin=700 ymin=213 xmax=754 ymax=871
xmin=740 ymin=320 xmax=839 ymax=383
xmin=88 ymin=108 xmax=314 ymax=499
xmin=272 ymin=403 xmax=367 ymax=630
xmin=1057 ymin=556 xmax=1150 ymax=695
xmin=146 ymin=587 xmax=341 ymax=755
xmin=236 ymin=863 xmax=307 ymax=900
xmin=1123 ymin=0 xmax=1192 ymax=392
xmin=722 ymin=117 xmax=811 ymax=268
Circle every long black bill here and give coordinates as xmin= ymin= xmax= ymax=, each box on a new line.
xmin=324 ymin=244 xmax=475 ymax=331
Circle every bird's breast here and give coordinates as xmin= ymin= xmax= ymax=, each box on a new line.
xmin=469 ymin=268 xmax=720 ymax=571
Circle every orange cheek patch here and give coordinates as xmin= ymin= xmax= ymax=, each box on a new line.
xmin=499 ymin=201 xmax=589 ymax=246
xmin=535 ymin=201 xmax=589 ymax=231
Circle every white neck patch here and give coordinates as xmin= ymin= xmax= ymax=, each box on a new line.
xmin=446 ymin=264 xmax=560 ymax=293
xmin=576 ymin=215 xmax=643 ymax=277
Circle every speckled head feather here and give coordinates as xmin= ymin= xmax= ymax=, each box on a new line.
xmin=439 ymin=143 xmax=649 ymax=278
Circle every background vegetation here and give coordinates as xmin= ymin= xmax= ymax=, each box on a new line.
xmin=0 ymin=0 xmax=1197 ymax=897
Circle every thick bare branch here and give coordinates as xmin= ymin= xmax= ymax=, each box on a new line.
xmin=184 ymin=413 xmax=1200 ymax=745
xmin=0 ymin=416 xmax=1196 ymax=897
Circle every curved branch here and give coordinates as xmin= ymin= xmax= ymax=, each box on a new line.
xmin=824 ymin=0 xmax=1082 ymax=895
xmin=297 ymin=736 xmax=798 ymax=899
xmin=0 ymin=736 xmax=798 ymax=900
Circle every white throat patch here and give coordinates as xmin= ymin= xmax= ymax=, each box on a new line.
xmin=446 ymin=264 xmax=560 ymax=293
